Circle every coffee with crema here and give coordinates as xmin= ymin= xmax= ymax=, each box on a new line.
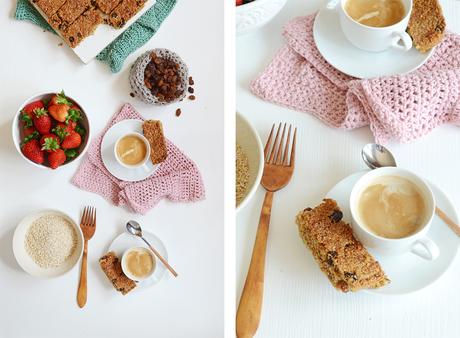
xmin=345 ymin=0 xmax=406 ymax=27
xmin=357 ymin=176 xmax=427 ymax=239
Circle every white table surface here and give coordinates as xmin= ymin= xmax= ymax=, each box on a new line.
xmin=236 ymin=1 xmax=460 ymax=337
xmin=0 ymin=1 xmax=223 ymax=337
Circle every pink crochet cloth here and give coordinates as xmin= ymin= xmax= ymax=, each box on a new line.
xmin=72 ymin=104 xmax=205 ymax=214
xmin=251 ymin=15 xmax=460 ymax=143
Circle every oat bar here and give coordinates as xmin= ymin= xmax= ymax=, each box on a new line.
xmin=407 ymin=0 xmax=446 ymax=52
xmin=94 ymin=0 xmax=123 ymax=14
xmin=32 ymin=0 xmax=67 ymax=17
xmin=57 ymin=0 xmax=93 ymax=24
xmin=99 ymin=251 xmax=136 ymax=295
xmin=142 ymin=120 xmax=168 ymax=164
xmin=108 ymin=0 xmax=147 ymax=28
xmin=63 ymin=8 xmax=102 ymax=48
xmin=296 ymin=199 xmax=389 ymax=292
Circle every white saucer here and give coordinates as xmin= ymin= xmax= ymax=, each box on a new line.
xmin=313 ymin=9 xmax=435 ymax=79
xmin=108 ymin=231 xmax=168 ymax=290
xmin=326 ymin=171 xmax=459 ymax=295
xmin=101 ymin=119 xmax=158 ymax=182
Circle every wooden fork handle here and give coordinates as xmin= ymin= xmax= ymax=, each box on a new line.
xmin=436 ymin=207 xmax=460 ymax=237
xmin=77 ymin=240 xmax=88 ymax=308
xmin=236 ymin=191 xmax=274 ymax=338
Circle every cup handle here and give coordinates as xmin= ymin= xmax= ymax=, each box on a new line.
xmin=325 ymin=0 xmax=340 ymax=10
xmin=411 ymin=237 xmax=440 ymax=260
xmin=391 ymin=31 xmax=413 ymax=51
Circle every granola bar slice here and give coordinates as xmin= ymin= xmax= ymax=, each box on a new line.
xmin=32 ymin=0 xmax=67 ymax=17
xmin=94 ymin=0 xmax=123 ymax=14
xmin=62 ymin=8 xmax=102 ymax=48
xmin=57 ymin=0 xmax=93 ymax=25
xmin=296 ymin=199 xmax=389 ymax=292
xmin=108 ymin=0 xmax=147 ymax=28
xmin=99 ymin=251 xmax=137 ymax=295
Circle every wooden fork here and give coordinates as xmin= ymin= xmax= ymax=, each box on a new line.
xmin=236 ymin=123 xmax=297 ymax=338
xmin=77 ymin=206 xmax=96 ymax=308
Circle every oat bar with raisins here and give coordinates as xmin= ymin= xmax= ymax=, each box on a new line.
xmin=108 ymin=0 xmax=147 ymax=28
xmin=296 ymin=199 xmax=389 ymax=292
xmin=62 ymin=8 xmax=102 ymax=48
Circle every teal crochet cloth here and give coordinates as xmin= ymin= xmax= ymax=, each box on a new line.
xmin=15 ymin=0 xmax=176 ymax=73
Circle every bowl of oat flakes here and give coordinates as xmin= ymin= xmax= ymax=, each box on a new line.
xmin=236 ymin=112 xmax=264 ymax=212
xmin=13 ymin=209 xmax=83 ymax=278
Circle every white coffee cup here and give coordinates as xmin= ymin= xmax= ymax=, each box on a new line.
xmin=326 ymin=0 xmax=413 ymax=52
xmin=114 ymin=132 xmax=151 ymax=169
xmin=349 ymin=167 xmax=439 ymax=260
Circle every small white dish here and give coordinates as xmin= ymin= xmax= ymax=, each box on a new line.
xmin=121 ymin=247 xmax=156 ymax=282
xmin=12 ymin=209 xmax=84 ymax=278
xmin=108 ymin=231 xmax=167 ymax=290
xmin=236 ymin=0 xmax=287 ymax=36
xmin=326 ymin=171 xmax=460 ymax=295
xmin=101 ymin=119 xmax=159 ymax=182
xmin=114 ymin=132 xmax=151 ymax=169
xmin=313 ymin=8 xmax=435 ymax=79
xmin=236 ymin=112 xmax=264 ymax=212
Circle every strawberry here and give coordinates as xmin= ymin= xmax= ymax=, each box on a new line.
xmin=23 ymin=100 xmax=44 ymax=117
xmin=21 ymin=131 xmax=40 ymax=146
xmin=21 ymin=139 xmax=45 ymax=164
xmin=65 ymin=108 xmax=81 ymax=125
xmin=40 ymin=134 xmax=60 ymax=153
xmin=23 ymin=126 xmax=36 ymax=137
xmin=20 ymin=112 xmax=33 ymax=129
xmin=48 ymin=149 xmax=66 ymax=169
xmin=33 ymin=108 xmax=52 ymax=134
xmin=53 ymin=124 xmax=71 ymax=141
xmin=61 ymin=131 xmax=81 ymax=149
xmin=48 ymin=104 xmax=69 ymax=122
xmin=49 ymin=91 xmax=71 ymax=107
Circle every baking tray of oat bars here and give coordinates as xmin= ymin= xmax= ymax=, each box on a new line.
xmin=30 ymin=0 xmax=157 ymax=63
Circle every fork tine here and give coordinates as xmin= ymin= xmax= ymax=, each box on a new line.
xmin=263 ymin=124 xmax=275 ymax=160
xmin=289 ymin=127 xmax=297 ymax=166
xmin=275 ymin=123 xmax=287 ymax=165
xmin=81 ymin=207 xmax=88 ymax=225
xmin=282 ymin=125 xmax=292 ymax=166
xmin=93 ymin=208 xmax=96 ymax=226
xmin=268 ymin=123 xmax=282 ymax=164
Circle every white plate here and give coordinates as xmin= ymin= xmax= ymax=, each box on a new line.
xmin=108 ymin=231 xmax=168 ymax=290
xmin=313 ymin=8 xmax=435 ymax=79
xmin=31 ymin=1 xmax=156 ymax=63
xmin=101 ymin=119 xmax=158 ymax=182
xmin=12 ymin=209 xmax=84 ymax=278
xmin=326 ymin=171 xmax=459 ymax=295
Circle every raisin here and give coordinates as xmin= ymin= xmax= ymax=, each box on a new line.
xmin=344 ymin=272 xmax=358 ymax=281
xmin=326 ymin=251 xmax=337 ymax=266
xmin=303 ymin=207 xmax=312 ymax=212
xmin=329 ymin=210 xmax=343 ymax=222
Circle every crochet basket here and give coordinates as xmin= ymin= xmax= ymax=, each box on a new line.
xmin=129 ymin=49 xmax=189 ymax=105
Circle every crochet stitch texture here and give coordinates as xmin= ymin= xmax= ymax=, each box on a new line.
xmin=251 ymin=15 xmax=460 ymax=143
xmin=71 ymin=103 xmax=205 ymax=214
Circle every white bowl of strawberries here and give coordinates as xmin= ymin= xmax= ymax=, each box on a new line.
xmin=12 ymin=91 xmax=91 ymax=170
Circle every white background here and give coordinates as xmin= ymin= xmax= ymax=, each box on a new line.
xmin=237 ymin=0 xmax=460 ymax=337
xmin=0 ymin=1 xmax=223 ymax=337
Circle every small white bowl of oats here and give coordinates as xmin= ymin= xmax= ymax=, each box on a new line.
xmin=13 ymin=209 xmax=84 ymax=278
xmin=236 ymin=112 xmax=264 ymax=213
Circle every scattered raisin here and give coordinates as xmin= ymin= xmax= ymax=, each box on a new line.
xmin=188 ymin=87 xmax=194 ymax=94
xmin=175 ymin=108 xmax=181 ymax=117
xmin=129 ymin=92 xmax=135 ymax=98
xmin=189 ymin=95 xmax=196 ymax=101
xmin=188 ymin=76 xmax=194 ymax=86
xmin=329 ymin=210 xmax=343 ymax=222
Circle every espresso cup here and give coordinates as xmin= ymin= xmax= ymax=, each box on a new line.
xmin=349 ymin=167 xmax=439 ymax=260
xmin=114 ymin=132 xmax=151 ymax=169
xmin=326 ymin=0 xmax=413 ymax=52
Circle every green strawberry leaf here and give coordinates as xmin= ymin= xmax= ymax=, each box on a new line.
xmin=66 ymin=109 xmax=82 ymax=124
xmin=20 ymin=113 xmax=33 ymax=128
xmin=75 ymin=124 xmax=86 ymax=137
xmin=34 ymin=107 xmax=48 ymax=117
xmin=41 ymin=137 xmax=60 ymax=152
xmin=52 ymin=125 xmax=70 ymax=141
xmin=21 ymin=131 xmax=39 ymax=146
xmin=56 ymin=90 xmax=71 ymax=105
xmin=65 ymin=149 xmax=78 ymax=161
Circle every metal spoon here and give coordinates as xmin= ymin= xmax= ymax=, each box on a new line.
xmin=126 ymin=221 xmax=178 ymax=277
xmin=362 ymin=143 xmax=460 ymax=237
